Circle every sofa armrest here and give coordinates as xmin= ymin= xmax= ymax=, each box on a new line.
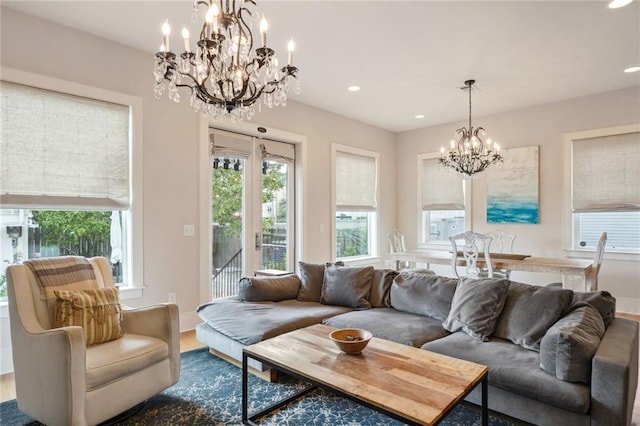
xmin=590 ymin=317 xmax=639 ymax=426
xmin=121 ymin=303 xmax=180 ymax=381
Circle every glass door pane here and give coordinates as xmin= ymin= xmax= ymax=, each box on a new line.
xmin=211 ymin=156 xmax=245 ymax=298
xmin=261 ymin=160 xmax=290 ymax=270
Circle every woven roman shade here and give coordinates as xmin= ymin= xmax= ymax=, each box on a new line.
xmin=0 ymin=81 xmax=130 ymax=209
xmin=572 ymin=132 xmax=640 ymax=212
xmin=421 ymin=158 xmax=464 ymax=210
xmin=335 ymin=150 xmax=377 ymax=211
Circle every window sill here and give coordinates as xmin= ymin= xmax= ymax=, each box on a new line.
xmin=563 ymin=249 xmax=640 ymax=262
xmin=416 ymin=242 xmax=451 ymax=251
xmin=338 ymin=256 xmax=382 ymax=267
xmin=0 ymin=286 xmax=144 ymax=319
xmin=117 ymin=286 xmax=145 ymax=300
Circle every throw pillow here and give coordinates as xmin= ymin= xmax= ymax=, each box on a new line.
xmin=568 ymin=291 xmax=616 ymax=328
xmin=539 ymin=302 xmax=606 ymax=383
xmin=390 ymin=273 xmax=458 ymax=321
xmin=493 ymin=281 xmax=573 ymax=351
xmin=24 ymin=256 xmax=99 ymax=300
xmin=238 ymin=274 xmax=301 ymax=302
xmin=442 ymin=277 xmax=510 ymax=341
xmin=369 ymin=269 xmax=398 ymax=308
xmin=296 ymin=261 xmax=343 ymax=302
xmin=54 ymin=287 xmax=123 ymax=346
xmin=320 ymin=265 xmax=374 ymax=309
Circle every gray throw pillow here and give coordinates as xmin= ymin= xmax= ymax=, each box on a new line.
xmin=493 ymin=281 xmax=574 ymax=351
xmin=238 ymin=274 xmax=301 ymax=302
xmin=390 ymin=272 xmax=458 ymax=321
xmin=568 ymin=291 xmax=616 ymax=328
xmin=296 ymin=261 xmax=343 ymax=302
xmin=539 ymin=302 xmax=605 ymax=383
xmin=320 ymin=265 xmax=374 ymax=309
xmin=442 ymin=277 xmax=510 ymax=341
xmin=369 ymin=269 xmax=399 ymax=308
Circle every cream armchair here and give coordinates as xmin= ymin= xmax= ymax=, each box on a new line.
xmin=6 ymin=256 xmax=180 ymax=426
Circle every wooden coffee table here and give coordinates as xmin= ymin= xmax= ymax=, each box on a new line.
xmin=242 ymin=324 xmax=488 ymax=425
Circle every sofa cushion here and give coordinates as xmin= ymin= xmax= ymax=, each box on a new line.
xmin=369 ymin=269 xmax=398 ymax=308
xmin=196 ymin=297 xmax=352 ymax=345
xmin=422 ymin=332 xmax=591 ymax=413
xmin=390 ymin=272 xmax=457 ymax=321
xmin=568 ymin=290 xmax=616 ymax=328
xmin=323 ymin=308 xmax=450 ymax=347
xmin=493 ymin=281 xmax=573 ymax=351
xmin=320 ymin=265 xmax=374 ymax=309
xmin=297 ymin=261 xmax=343 ymax=302
xmin=238 ymin=274 xmax=301 ymax=302
xmin=53 ymin=287 xmax=123 ymax=346
xmin=540 ymin=302 xmax=606 ymax=384
xmin=442 ymin=277 xmax=509 ymax=341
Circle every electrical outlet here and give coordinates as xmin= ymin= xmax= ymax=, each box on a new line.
xmin=168 ymin=292 xmax=176 ymax=303
xmin=183 ymin=225 xmax=195 ymax=236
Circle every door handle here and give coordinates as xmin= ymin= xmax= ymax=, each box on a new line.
xmin=255 ymin=232 xmax=262 ymax=250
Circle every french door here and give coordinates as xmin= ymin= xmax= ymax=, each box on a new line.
xmin=210 ymin=129 xmax=295 ymax=298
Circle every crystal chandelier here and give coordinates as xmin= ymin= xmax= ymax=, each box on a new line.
xmin=153 ymin=0 xmax=300 ymax=121
xmin=439 ymin=80 xmax=503 ymax=177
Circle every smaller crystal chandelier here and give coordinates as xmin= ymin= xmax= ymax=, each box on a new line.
xmin=439 ymin=80 xmax=503 ymax=177
xmin=153 ymin=0 xmax=300 ymax=122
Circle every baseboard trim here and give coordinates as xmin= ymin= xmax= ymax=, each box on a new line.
xmin=179 ymin=311 xmax=202 ymax=332
xmin=616 ymin=297 xmax=640 ymax=316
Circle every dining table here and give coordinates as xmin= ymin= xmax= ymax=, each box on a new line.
xmin=387 ymin=250 xmax=595 ymax=290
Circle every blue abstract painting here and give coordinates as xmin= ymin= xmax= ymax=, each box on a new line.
xmin=487 ymin=146 xmax=539 ymax=224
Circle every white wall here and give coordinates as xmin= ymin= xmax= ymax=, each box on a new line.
xmin=396 ymin=87 xmax=640 ymax=313
xmin=0 ymin=8 xmax=396 ymax=374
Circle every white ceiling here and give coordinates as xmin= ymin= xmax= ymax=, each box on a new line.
xmin=3 ymin=0 xmax=639 ymax=133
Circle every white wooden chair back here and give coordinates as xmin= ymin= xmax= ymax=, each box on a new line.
xmin=585 ymin=232 xmax=607 ymax=291
xmin=486 ymin=230 xmax=516 ymax=253
xmin=449 ymin=231 xmax=493 ymax=278
xmin=387 ymin=229 xmax=407 ymax=254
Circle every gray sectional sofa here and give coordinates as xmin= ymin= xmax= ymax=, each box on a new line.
xmin=196 ymin=262 xmax=639 ymax=426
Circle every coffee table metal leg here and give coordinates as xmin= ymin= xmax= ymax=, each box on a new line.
xmin=482 ymin=375 xmax=488 ymax=426
xmin=242 ymin=352 xmax=249 ymax=425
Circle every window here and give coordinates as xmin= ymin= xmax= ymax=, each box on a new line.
xmin=418 ymin=153 xmax=470 ymax=246
xmin=564 ymin=124 xmax=640 ymax=256
xmin=333 ymin=145 xmax=378 ymax=259
xmin=0 ymin=71 xmax=142 ymax=297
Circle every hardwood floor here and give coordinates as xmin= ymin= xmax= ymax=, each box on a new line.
xmin=1 ymin=318 xmax=638 ymax=425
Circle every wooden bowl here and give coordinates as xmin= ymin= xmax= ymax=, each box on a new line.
xmin=329 ymin=328 xmax=373 ymax=354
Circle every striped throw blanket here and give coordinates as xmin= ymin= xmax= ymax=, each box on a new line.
xmin=24 ymin=256 xmax=99 ymax=301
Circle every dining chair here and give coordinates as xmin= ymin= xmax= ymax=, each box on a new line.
xmin=487 ymin=230 xmax=516 ymax=254
xmin=387 ymin=229 xmax=434 ymax=273
xmin=449 ymin=231 xmax=493 ymax=278
xmin=483 ymin=230 xmax=516 ymax=279
xmin=585 ymin=232 xmax=607 ymax=291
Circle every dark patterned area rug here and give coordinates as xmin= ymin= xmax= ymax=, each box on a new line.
xmin=1 ymin=348 xmax=519 ymax=425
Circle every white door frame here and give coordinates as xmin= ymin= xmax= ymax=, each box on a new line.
xmin=198 ymin=118 xmax=307 ymax=304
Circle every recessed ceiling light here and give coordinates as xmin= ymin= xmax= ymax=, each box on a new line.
xmin=415 ymin=114 xmax=425 ymax=119
xmin=347 ymin=86 xmax=360 ymax=92
xmin=608 ymin=0 xmax=633 ymax=8
xmin=624 ymin=66 xmax=640 ymax=73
